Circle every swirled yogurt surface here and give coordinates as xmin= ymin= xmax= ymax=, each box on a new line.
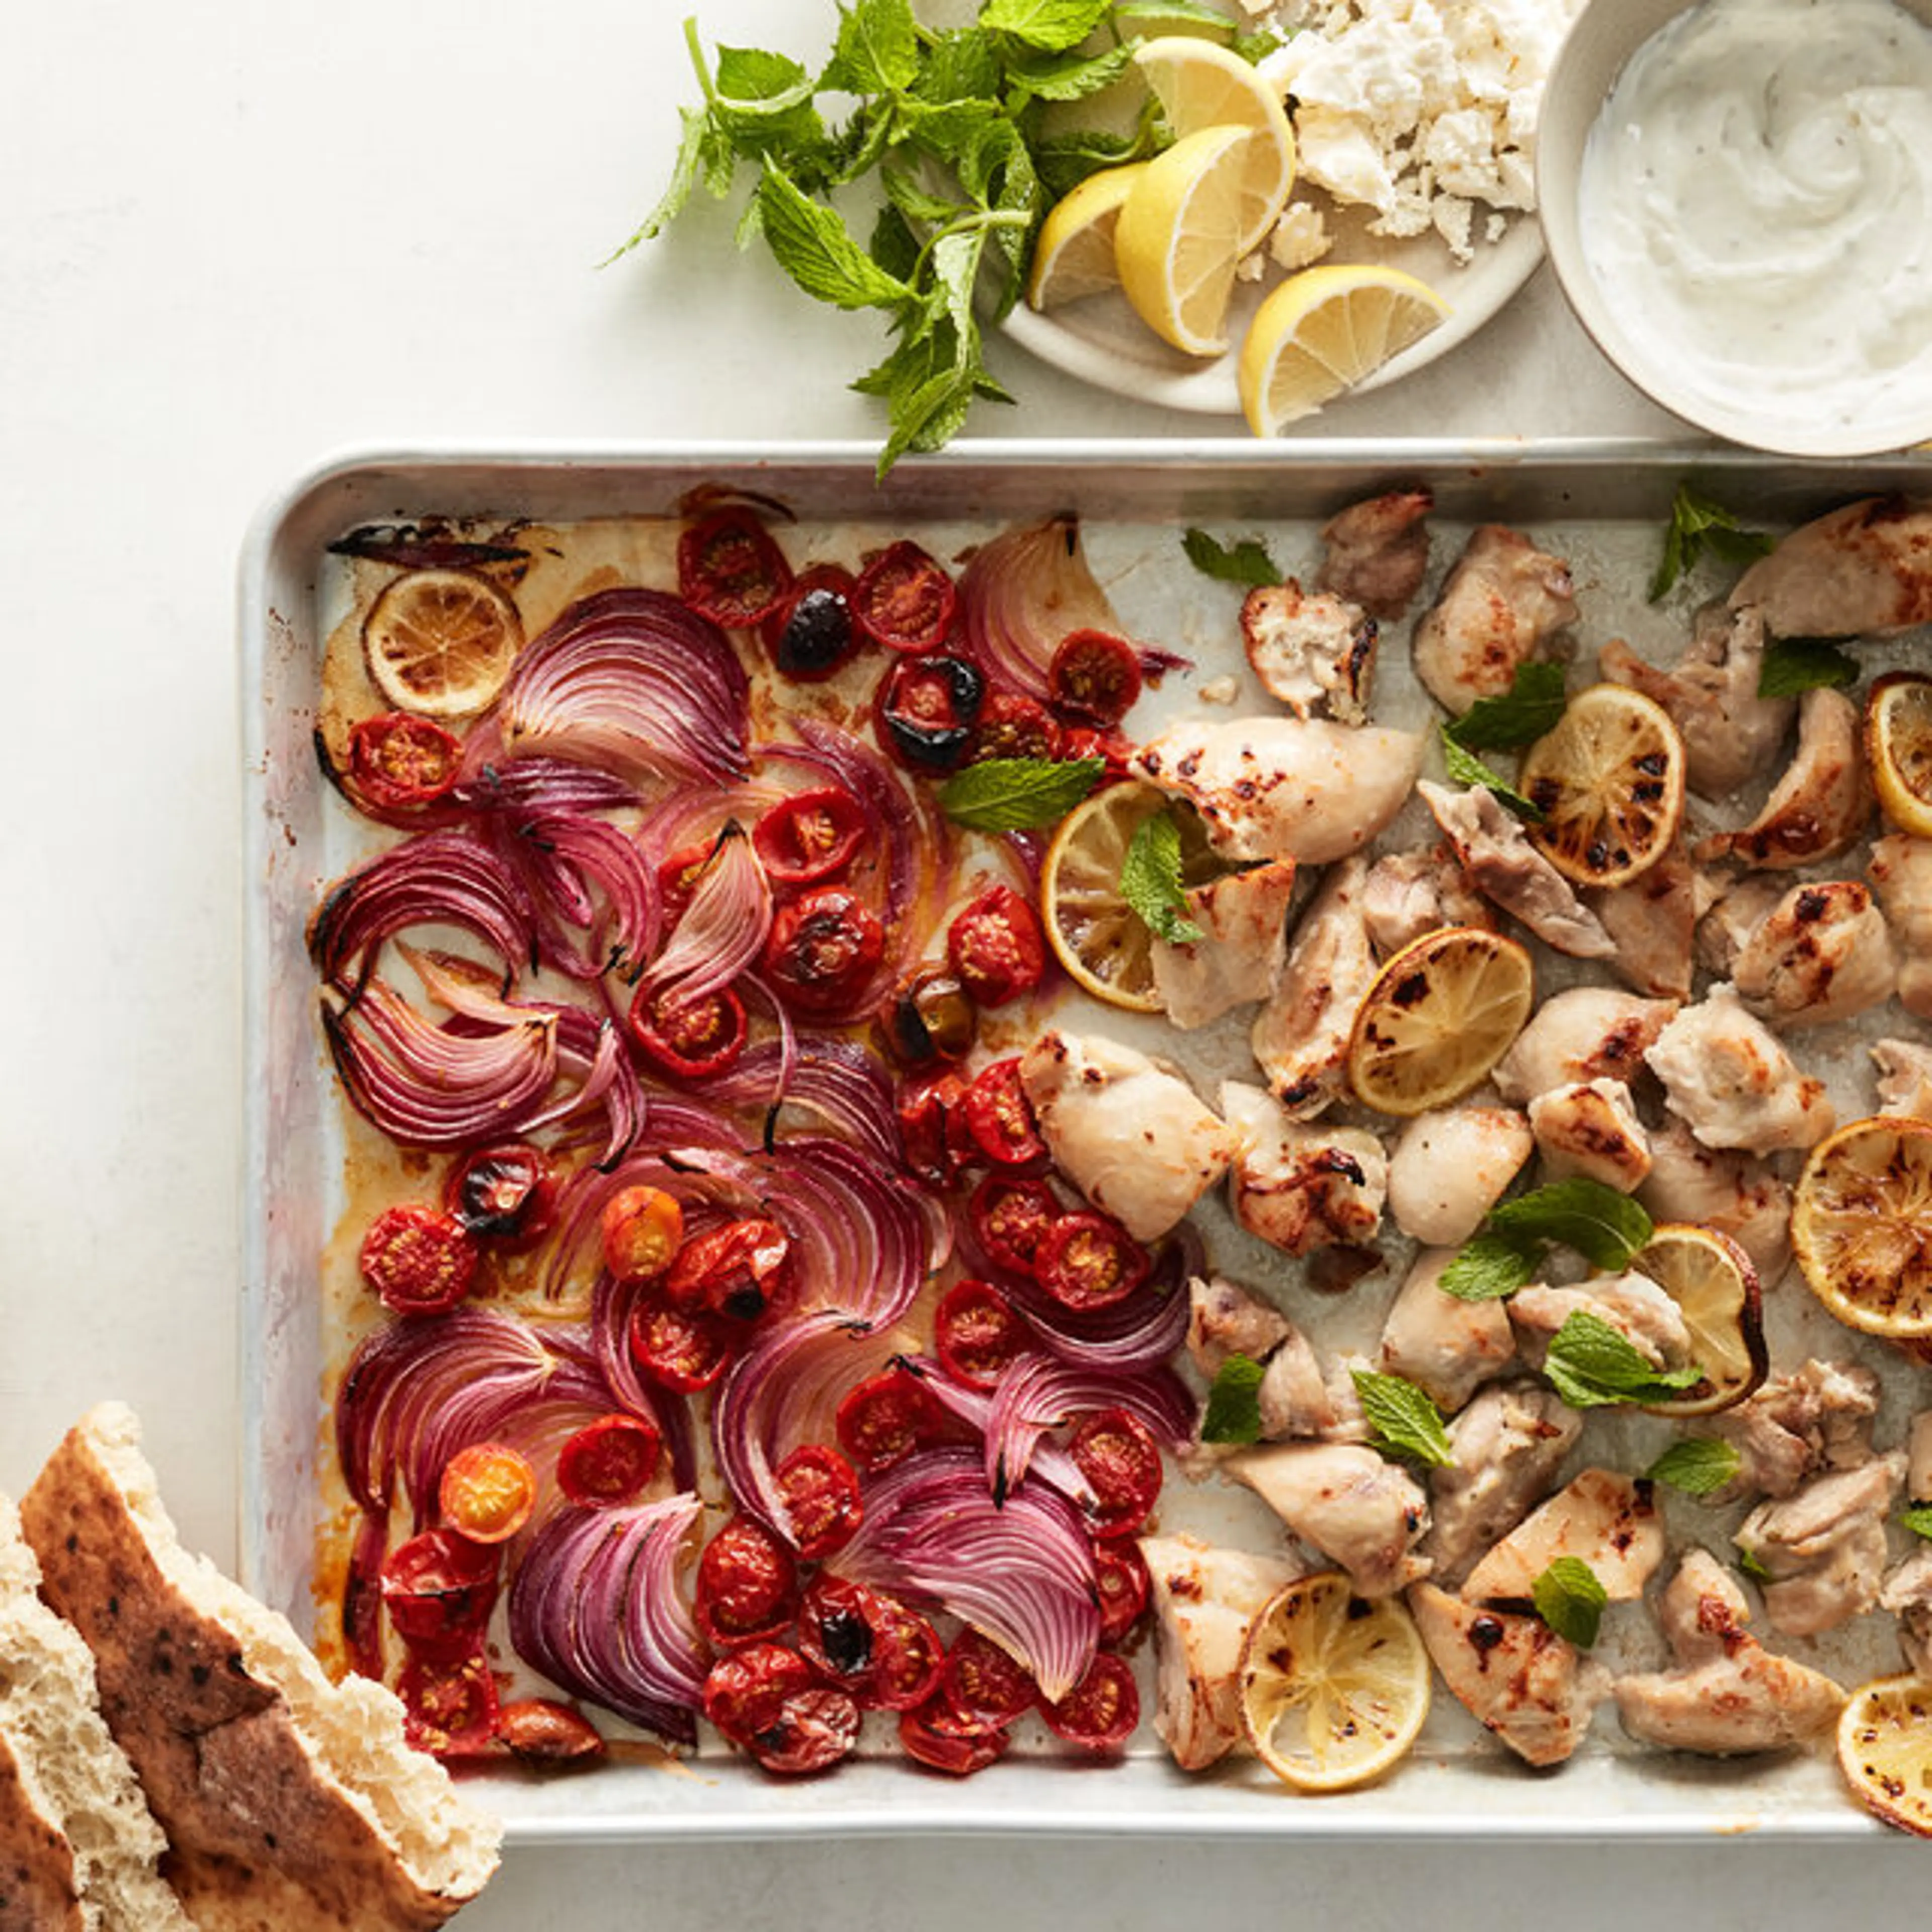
xmin=1579 ymin=0 xmax=1932 ymax=447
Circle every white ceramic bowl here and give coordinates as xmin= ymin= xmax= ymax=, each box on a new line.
xmin=1538 ymin=0 xmax=1932 ymax=457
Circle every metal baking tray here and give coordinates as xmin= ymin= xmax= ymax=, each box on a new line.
xmin=240 ymin=439 xmax=1931 ymax=1844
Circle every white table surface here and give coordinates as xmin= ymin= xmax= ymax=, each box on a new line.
xmin=2 ymin=1 xmax=1923 ymax=1922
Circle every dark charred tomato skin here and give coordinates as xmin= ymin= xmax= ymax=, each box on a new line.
xmin=1069 ymin=1407 xmax=1163 ymax=1540
xmin=793 ymin=1574 xmax=940 ymax=1709
xmin=761 ymin=562 xmax=861 ymax=681
xmin=961 ymin=1058 xmax=1048 ymax=1169
xmin=380 ymin=1528 xmax=500 ymax=1653
xmin=947 ymin=884 xmax=1046 ymax=1009
xmin=627 ymin=1289 xmax=736 ymax=1393
xmin=495 ymin=1698 xmax=606 ymax=1764
xmin=695 ymin=1515 xmax=800 ymax=1650
xmin=970 ymin=690 xmax=1064 ymax=764
xmin=752 ymin=785 xmax=867 ymax=886
xmin=853 ymin=540 xmax=956 ymax=653
xmin=555 ymin=1412 xmax=663 ymax=1508
xmin=968 ymin=1175 xmax=1061 ymax=1277
xmin=347 ymin=712 xmax=464 ymax=809
xmin=626 ymin=981 xmax=749 ymax=1081
xmin=1049 ymin=629 xmax=1142 ymax=728
xmin=358 ymin=1204 xmax=480 ymax=1317
xmin=677 ymin=507 xmax=793 ymax=629
xmin=895 ymin=1069 xmax=972 ymax=1189
xmin=1033 ymin=1210 xmax=1150 ymax=1314
xmin=940 ymin=1627 xmax=1038 ymax=1728
xmin=761 ymin=886 xmax=886 ymax=1016
xmin=1040 ymin=1651 xmax=1139 ymax=1753
xmin=1092 ymin=1537 xmax=1151 ymax=1641
xmin=882 ymin=969 xmax=976 ymax=1068
xmin=663 ymin=1218 xmax=791 ymax=1321
xmin=749 ymin=1685 xmax=863 ymax=1776
xmin=875 ymin=653 xmax=985 ymax=771
xmin=702 ymin=1642 xmax=816 ymax=1745
xmin=835 ymin=1366 xmax=942 ymax=1473
xmin=773 ymin=1443 xmax=864 ymax=1560
xmin=398 ymin=1643 xmax=500 ymax=1759
xmin=444 ymin=1141 xmax=557 ymax=1244
xmin=898 ymin=1700 xmax=1014 ymax=1775
xmin=933 ymin=1278 xmax=1030 ymax=1390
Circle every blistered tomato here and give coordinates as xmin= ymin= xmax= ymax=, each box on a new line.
xmin=677 ymin=507 xmax=793 ymax=628
xmin=947 ymin=884 xmax=1045 ymax=1008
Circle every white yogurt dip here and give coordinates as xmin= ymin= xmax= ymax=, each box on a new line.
xmin=1578 ymin=0 xmax=1932 ymax=447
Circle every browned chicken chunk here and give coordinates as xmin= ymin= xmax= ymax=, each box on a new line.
xmin=1422 ymin=1382 xmax=1583 ymax=1589
xmin=1728 ymin=495 xmax=1932 ymax=638
xmin=1694 ymin=687 xmax=1871 ymax=871
xmin=1240 ymin=581 xmax=1377 ymax=721
xmin=1412 ymin=525 xmax=1576 ymax=716
xmin=1316 ymin=488 xmax=1433 ymax=619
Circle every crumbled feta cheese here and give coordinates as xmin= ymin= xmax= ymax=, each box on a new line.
xmin=1267 ymin=202 xmax=1333 ymax=272
xmin=1198 ymin=675 xmax=1243 ymax=706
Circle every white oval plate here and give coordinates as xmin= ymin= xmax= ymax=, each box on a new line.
xmin=1001 ymin=205 xmax=1546 ymax=417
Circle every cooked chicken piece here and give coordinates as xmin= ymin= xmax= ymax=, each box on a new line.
xmin=1510 ymin=1271 xmax=1693 ymax=1374
xmin=1910 ymin=1409 xmax=1932 ymax=1503
xmin=1258 ymin=1336 xmax=1368 ymax=1444
xmin=1492 ymin=986 xmax=1677 ymax=1106
xmin=1734 ymin=1454 xmax=1905 ymax=1638
xmin=1378 ymin=1247 xmax=1516 ymax=1414
xmin=1693 ymin=870 xmax=1786 ymax=979
xmin=1867 ymin=834 xmax=1932 ymax=1020
xmin=1587 ymin=835 xmax=1697 ymax=1000
xmin=1230 ymin=1442 xmax=1430 ymax=1598
xmin=1408 ymin=1583 xmax=1608 ymax=1767
xmin=1712 ymin=1359 xmax=1883 ymax=1504
xmin=1316 ymin=488 xmax=1433 ymax=620
xmin=1613 ymin=1550 xmax=1843 ymax=1755
xmin=1249 ymin=855 xmax=1377 ymax=1117
xmin=1874 ymin=1037 xmax=1932 ymax=1119
xmin=1359 ymin=848 xmax=1495 ymax=957
xmin=1638 ymin=1120 xmax=1791 ymax=1283
xmin=1018 ymin=1030 xmax=1234 ymax=1243
xmin=1239 ymin=581 xmax=1377 ymax=722
xmin=1149 ymin=858 xmax=1299 ymax=1030
xmin=1221 ymin=1081 xmax=1387 ymax=1257
xmin=1418 ymin=780 xmax=1617 ymax=959
xmin=1140 ymin=1535 xmax=1307 ymax=1771
xmin=1186 ymin=1274 xmax=1291 ymax=1381
xmin=1527 ymin=1078 xmax=1652 ymax=1193
xmin=1728 ymin=495 xmax=1932 ymax=638
xmin=1462 ymin=1470 xmax=1664 ymax=1604
xmin=1879 ymin=1545 xmax=1932 ymax=1677
xmin=1387 ymin=1102 xmax=1533 ymax=1247
xmin=1694 ymin=687 xmax=1871 ymax=871
xmin=1132 ymin=717 xmax=1423 ymax=865
xmin=1599 ymin=605 xmax=1793 ymax=799
xmin=1645 ymin=986 xmax=1835 ymax=1155
xmin=1422 ymin=1382 xmax=1583 ymax=1588
xmin=1732 ymin=880 xmax=1895 ymax=1029
xmin=1411 ymin=525 xmax=1576 ymax=717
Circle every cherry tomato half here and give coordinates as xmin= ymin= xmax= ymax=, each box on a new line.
xmin=947 ymin=884 xmax=1046 ymax=1009
xmin=358 ymin=1203 xmax=479 ymax=1318
xmin=968 ymin=1175 xmax=1060 ymax=1277
xmin=854 ymin=540 xmax=956 ymax=653
xmin=752 ymin=784 xmax=867 ymax=886
xmin=437 ymin=1441 xmax=537 ymax=1545
xmin=874 ymin=653 xmax=985 ymax=772
xmin=749 ymin=1685 xmax=862 ymax=1777
xmin=664 ymin=1217 xmax=791 ymax=1321
xmin=1041 ymin=1651 xmax=1139 ymax=1754
xmin=1069 ymin=1407 xmax=1163 ymax=1540
xmin=773 ymin=1443 xmax=863 ymax=1561
xmin=933 ymin=1279 xmax=1030 ymax=1391
xmin=760 ymin=562 xmax=862 ymax=682
xmin=399 ymin=1643 xmax=500 ymax=1760
xmin=898 ymin=1701 xmax=1014 ymax=1776
xmin=677 ymin=507 xmax=793 ymax=629
xmin=1033 ymin=1210 xmax=1150 ymax=1314
xmin=1058 ymin=725 xmax=1137 ymax=784
xmin=1092 ymin=1537 xmax=1151 ymax=1642
xmin=600 ymin=1184 xmax=685 ymax=1283
xmin=941 ymin=1627 xmax=1038 ymax=1728
xmin=881 ymin=969 xmax=977 ymax=1070
xmin=702 ymin=1642 xmax=816 ymax=1746
xmin=695 ymin=1515 xmax=799 ymax=1650
xmin=961 ymin=1058 xmax=1047 ymax=1169
xmin=970 ymin=690 xmax=1063 ymax=764
xmin=796 ymin=1577 xmax=946 ymax=1713
xmin=1049 ymin=628 xmax=1142 ymax=728
xmin=380 ymin=1527 xmax=500 ymax=1652
xmin=626 ymin=981 xmax=749 ymax=1082
xmin=657 ymin=839 xmax=722 ymax=928
xmin=761 ymin=886 xmax=885 ymax=1017
xmin=555 ymin=1411 xmax=663 ymax=1508
xmin=495 ymin=1697 xmax=606 ymax=1765
xmin=445 ymin=1140 xmax=557 ymax=1244
xmin=627 ymin=1289 xmax=736 ymax=1393
xmin=835 ymin=1366 xmax=942 ymax=1474
xmin=896 ymin=1070 xmax=972 ymax=1190
xmin=347 ymin=712 xmax=464 ymax=810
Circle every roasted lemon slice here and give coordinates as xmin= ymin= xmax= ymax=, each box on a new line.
xmin=1518 ymin=683 xmax=1685 ymax=889
xmin=1867 ymin=670 xmax=1932 ymax=838
xmin=1347 ymin=926 xmax=1534 ymax=1117
xmin=1028 ymin=164 xmax=1147 ymax=311
xmin=363 ymin=568 xmax=523 ymax=718
xmin=1791 ymin=1116 xmax=1932 ymax=1339
xmin=1237 ymin=1572 xmax=1430 ymax=1792
xmin=1633 ymin=1224 xmax=1766 ymax=1417
xmin=1838 ymin=1674 xmax=1932 ymax=1837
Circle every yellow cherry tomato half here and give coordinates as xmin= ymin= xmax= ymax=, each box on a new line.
xmin=438 ymin=1442 xmax=538 ymax=1545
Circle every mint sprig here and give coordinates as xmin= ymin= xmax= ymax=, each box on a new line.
xmin=1350 ymin=1370 xmax=1454 ymax=1469
xmin=1200 ymin=1352 xmax=1265 ymax=1446
xmin=1532 ymin=1556 xmax=1607 ymax=1648
xmin=1541 ymin=1311 xmax=1703 ymax=1410
xmin=1646 ymin=1437 xmax=1742 ymax=1498
xmin=1439 ymin=1181 xmax=1654 ymax=1304
xmin=1182 ymin=528 xmax=1282 ymax=590
xmin=1444 ymin=662 xmax=1569 ymax=751
xmin=1758 ymin=636 xmax=1861 ymax=698
xmin=1903 ymin=1503 xmax=1932 ymax=1541
xmin=1649 ymin=482 xmax=1777 ymax=601
xmin=937 ymin=756 xmax=1104 ymax=832
xmin=1441 ymin=731 xmax=1544 ymax=823
xmin=1120 ymin=810 xmax=1205 ymax=945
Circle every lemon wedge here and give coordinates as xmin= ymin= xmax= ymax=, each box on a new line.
xmin=1237 ymin=264 xmax=1450 ymax=435
xmin=1027 ymin=164 xmax=1148 ymax=311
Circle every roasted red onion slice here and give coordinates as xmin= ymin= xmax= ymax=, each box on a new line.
xmin=984 ymin=1227 xmax=1199 ymax=1373
xmin=906 ymin=1359 xmax=1092 ymax=1508
xmin=638 ymin=821 xmax=771 ymax=1006
xmin=981 ymin=1355 xmax=1193 ymax=1500
xmin=453 ymin=754 xmax=639 ymax=818
xmin=958 ymin=516 xmax=1123 ymax=706
xmin=838 ymin=1446 xmax=1100 ymax=1702
xmin=496 ymin=810 xmax=660 ymax=982
xmin=501 ymin=589 xmax=750 ymax=786
xmin=509 ymin=1494 xmax=707 ymax=1746
xmin=706 ymin=1035 xmax=903 ymax=1170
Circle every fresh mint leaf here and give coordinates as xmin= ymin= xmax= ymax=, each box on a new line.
xmin=609 ymin=106 xmax=714 ymax=259
xmin=868 ymin=201 xmax=922 ymax=282
xmin=1351 ymin=1370 xmax=1454 ymax=1469
xmin=1488 ymin=1179 xmax=1653 ymax=1272
xmin=820 ymin=0 xmax=921 ymax=95
xmin=1445 ymin=662 xmax=1569 ymax=751
xmin=1647 ymin=1437 xmax=1742 ymax=1497
xmin=1120 ymin=811 xmax=1205 ymax=945
xmin=1113 ymin=0 xmax=1236 ymax=33
xmin=756 ymin=164 xmax=914 ymax=309
xmin=914 ymin=24 xmax=1003 ymax=103
xmin=1904 ymin=1503 xmax=1932 ymax=1541
xmin=1736 ymin=1542 xmax=1770 ymax=1581
xmin=1231 ymin=27 xmax=1284 ymax=60
xmin=1532 ymin=1556 xmax=1607 ymax=1648
xmin=980 ymin=0 xmax=1114 ymax=52
xmin=711 ymin=46 xmax=828 ymax=163
xmin=1442 ymin=731 xmax=1544 ymax=822
xmin=1006 ymin=41 xmax=1136 ymax=102
xmin=1183 ymin=527 xmax=1281 ymax=589
xmin=1649 ymin=482 xmax=1776 ymax=601
xmin=1438 ymin=1230 xmax=1543 ymax=1303
xmin=1758 ymin=636 xmax=1861 ymax=698
xmin=1033 ymin=108 xmax=1163 ymax=197
xmin=1201 ymin=1352 xmax=1265 ymax=1445
xmin=1541 ymin=1311 xmax=1703 ymax=1410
